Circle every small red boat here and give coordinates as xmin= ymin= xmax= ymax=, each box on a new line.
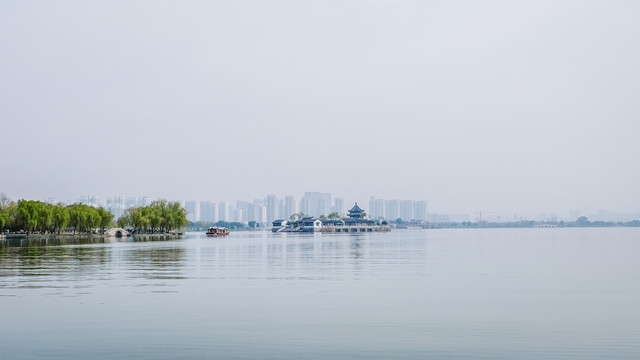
xmin=206 ymin=227 xmax=229 ymax=236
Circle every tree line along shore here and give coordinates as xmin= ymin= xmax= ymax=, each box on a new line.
xmin=0 ymin=194 xmax=188 ymax=235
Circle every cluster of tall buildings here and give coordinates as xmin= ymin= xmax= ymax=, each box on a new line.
xmin=105 ymin=196 xmax=151 ymax=220
xmin=69 ymin=193 xmax=427 ymax=224
xmin=189 ymin=195 xmax=428 ymax=224
xmin=49 ymin=194 xmax=640 ymax=223
xmin=67 ymin=195 xmax=152 ymax=220
xmin=187 ymin=192 xmax=345 ymax=225
xmin=368 ymin=197 xmax=428 ymax=222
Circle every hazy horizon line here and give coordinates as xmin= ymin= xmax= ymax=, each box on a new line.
xmin=3 ymin=191 xmax=638 ymax=222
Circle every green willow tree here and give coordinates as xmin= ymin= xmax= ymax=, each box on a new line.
xmin=97 ymin=207 xmax=114 ymax=233
xmin=0 ymin=197 xmax=188 ymax=235
xmin=67 ymin=203 xmax=103 ymax=233
xmin=0 ymin=199 xmax=112 ymax=234
xmin=116 ymin=200 xmax=187 ymax=233
xmin=52 ymin=203 xmax=70 ymax=234
xmin=0 ymin=195 xmax=17 ymax=230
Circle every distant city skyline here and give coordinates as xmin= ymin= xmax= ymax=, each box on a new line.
xmin=3 ymin=190 xmax=637 ymax=223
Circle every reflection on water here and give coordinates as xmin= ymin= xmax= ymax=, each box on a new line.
xmin=0 ymin=234 xmax=182 ymax=248
xmin=0 ymin=229 xmax=639 ymax=360
xmin=125 ymin=245 xmax=186 ymax=280
xmin=0 ymin=245 xmax=110 ymax=284
xmin=0 ymin=235 xmax=187 ymax=291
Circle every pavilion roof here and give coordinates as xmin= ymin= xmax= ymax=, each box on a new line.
xmin=348 ymin=202 xmax=364 ymax=213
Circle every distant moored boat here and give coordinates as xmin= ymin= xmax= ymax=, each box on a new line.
xmin=206 ymin=227 xmax=229 ymax=236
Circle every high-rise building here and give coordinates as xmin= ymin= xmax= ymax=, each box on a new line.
xmin=400 ymin=200 xmax=414 ymax=221
xmin=106 ymin=195 xmax=125 ymax=220
xmin=125 ymin=197 xmax=137 ymax=209
xmin=299 ymin=196 xmax=310 ymax=217
xmin=413 ymin=200 xmax=427 ymax=221
xmin=233 ymin=208 xmax=243 ymax=222
xmin=199 ymin=201 xmax=217 ymax=222
xmin=185 ymin=200 xmax=197 ymax=222
xmin=284 ymin=195 xmax=297 ymax=220
xmin=368 ymin=197 xmax=427 ymax=221
xmin=318 ymin=197 xmax=328 ymax=217
xmin=265 ymin=195 xmax=277 ymax=224
xmin=369 ymin=197 xmax=385 ymax=219
xmin=218 ymin=202 xmax=229 ymax=222
xmin=244 ymin=199 xmax=265 ymax=222
xmin=77 ymin=195 xmax=101 ymax=207
xmin=252 ymin=204 xmax=266 ymax=223
xmin=332 ymin=198 xmax=344 ymax=216
xmin=386 ymin=200 xmax=399 ymax=220
xmin=301 ymin=192 xmax=331 ymax=217
xmin=138 ymin=196 xmax=150 ymax=206
xmin=235 ymin=200 xmax=250 ymax=222
xmin=278 ymin=199 xmax=285 ymax=221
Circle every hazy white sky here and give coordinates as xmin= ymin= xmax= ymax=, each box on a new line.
xmin=1 ymin=1 xmax=639 ymax=216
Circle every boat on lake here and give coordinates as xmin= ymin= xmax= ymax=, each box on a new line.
xmin=206 ymin=227 xmax=229 ymax=236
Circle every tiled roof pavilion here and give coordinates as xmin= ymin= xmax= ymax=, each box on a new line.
xmin=347 ymin=203 xmax=365 ymax=219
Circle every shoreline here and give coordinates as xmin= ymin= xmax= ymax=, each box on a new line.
xmin=1 ymin=232 xmax=183 ymax=238
xmin=0 ymin=233 xmax=183 ymax=247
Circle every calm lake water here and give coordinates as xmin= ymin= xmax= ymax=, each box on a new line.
xmin=1 ymin=228 xmax=639 ymax=359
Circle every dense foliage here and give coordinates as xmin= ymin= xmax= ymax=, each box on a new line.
xmin=116 ymin=200 xmax=188 ymax=233
xmin=0 ymin=194 xmax=188 ymax=235
xmin=0 ymin=196 xmax=114 ymax=234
